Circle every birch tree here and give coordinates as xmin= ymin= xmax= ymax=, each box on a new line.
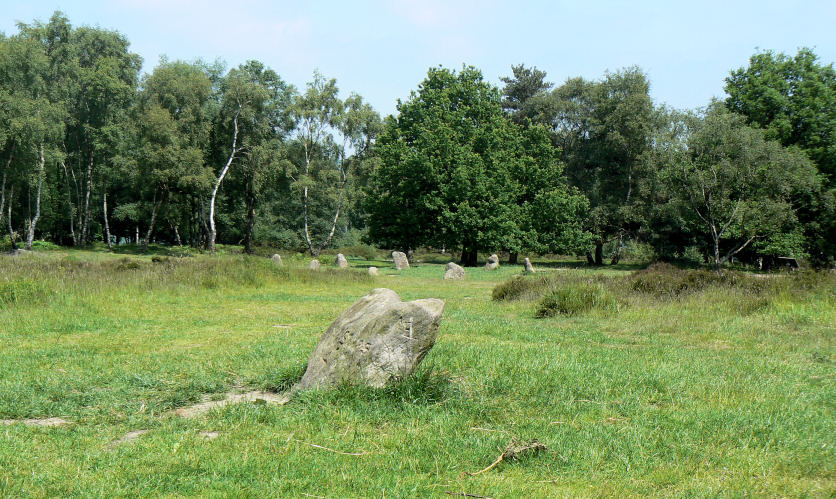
xmin=289 ymin=71 xmax=379 ymax=256
xmin=655 ymin=104 xmax=817 ymax=272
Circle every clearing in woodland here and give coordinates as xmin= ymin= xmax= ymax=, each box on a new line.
xmin=0 ymin=247 xmax=833 ymax=497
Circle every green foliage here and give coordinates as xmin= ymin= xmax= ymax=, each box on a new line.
xmin=546 ymin=67 xmax=655 ymax=262
xmin=367 ymin=65 xmax=588 ymax=265
xmin=725 ymin=48 xmax=836 ymax=265
xmin=650 ymin=104 xmax=819 ymax=270
xmin=726 ymin=48 xmax=836 ymax=184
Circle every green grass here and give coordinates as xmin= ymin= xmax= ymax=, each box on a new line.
xmin=1 ymin=249 xmax=834 ymax=497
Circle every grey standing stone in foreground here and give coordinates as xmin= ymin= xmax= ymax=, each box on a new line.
xmin=443 ymin=261 xmax=465 ymax=280
xmin=271 ymin=254 xmax=283 ymax=266
xmin=295 ymin=288 xmax=445 ymax=389
xmin=368 ymin=266 xmax=379 ymax=276
xmin=392 ymin=251 xmax=410 ymax=270
xmin=336 ymin=253 xmax=349 ymax=268
xmin=308 ymin=259 xmax=321 ymax=271
xmin=485 ymin=253 xmax=499 ymax=270
xmin=524 ymin=257 xmax=536 ymax=273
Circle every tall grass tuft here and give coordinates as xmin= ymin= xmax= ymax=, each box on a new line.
xmin=536 ymin=282 xmax=619 ymax=317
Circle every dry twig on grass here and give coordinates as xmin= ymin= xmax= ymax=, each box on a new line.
xmin=444 ymin=492 xmax=494 ymax=499
xmin=292 ymin=438 xmax=369 ymax=456
xmin=466 ymin=438 xmax=547 ymax=476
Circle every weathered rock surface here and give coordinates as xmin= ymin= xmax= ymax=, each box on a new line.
xmin=271 ymin=254 xmax=283 ymax=266
xmin=485 ymin=253 xmax=500 ymax=270
xmin=368 ymin=266 xmax=379 ymax=276
xmin=443 ymin=262 xmax=465 ymax=280
xmin=296 ymin=288 xmax=445 ymax=390
xmin=308 ymin=259 xmax=321 ymax=271
xmin=336 ymin=253 xmax=349 ymax=268
xmin=392 ymin=251 xmax=410 ymax=270
xmin=524 ymin=257 xmax=536 ymax=273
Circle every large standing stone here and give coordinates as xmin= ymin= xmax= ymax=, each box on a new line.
xmin=295 ymin=288 xmax=445 ymax=389
xmin=336 ymin=253 xmax=349 ymax=268
xmin=485 ymin=253 xmax=500 ymax=270
xmin=368 ymin=266 xmax=379 ymax=276
xmin=443 ymin=262 xmax=465 ymax=280
xmin=271 ymin=254 xmax=283 ymax=266
xmin=524 ymin=257 xmax=536 ymax=273
xmin=308 ymin=259 xmax=321 ymax=271
xmin=392 ymin=251 xmax=410 ymax=270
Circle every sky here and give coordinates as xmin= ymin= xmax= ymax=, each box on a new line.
xmin=2 ymin=0 xmax=835 ymax=117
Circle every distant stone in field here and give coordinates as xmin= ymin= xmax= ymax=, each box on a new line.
xmin=308 ymin=259 xmax=321 ymax=271
xmin=524 ymin=258 xmax=536 ymax=273
xmin=444 ymin=262 xmax=465 ymax=280
xmin=336 ymin=253 xmax=349 ymax=268
xmin=296 ymin=288 xmax=445 ymax=390
xmin=485 ymin=253 xmax=500 ymax=270
xmin=368 ymin=266 xmax=379 ymax=276
xmin=271 ymin=254 xmax=283 ymax=266
xmin=392 ymin=251 xmax=410 ymax=270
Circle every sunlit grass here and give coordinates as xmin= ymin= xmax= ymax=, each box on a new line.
xmin=0 ymin=249 xmax=833 ymax=496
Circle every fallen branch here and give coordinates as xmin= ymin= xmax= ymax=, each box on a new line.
xmin=466 ymin=438 xmax=547 ymax=476
xmin=444 ymin=492 xmax=494 ymax=499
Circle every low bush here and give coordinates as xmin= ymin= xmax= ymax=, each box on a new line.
xmin=536 ymin=283 xmax=619 ymax=317
xmin=492 ymin=275 xmax=553 ymax=301
xmin=628 ymin=262 xmax=769 ymax=298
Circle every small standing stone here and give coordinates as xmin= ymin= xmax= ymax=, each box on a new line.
xmin=392 ymin=251 xmax=410 ymax=270
xmin=524 ymin=258 xmax=536 ymax=273
xmin=308 ymin=259 xmax=321 ymax=271
xmin=271 ymin=254 xmax=283 ymax=266
xmin=443 ymin=262 xmax=465 ymax=280
xmin=485 ymin=253 xmax=499 ymax=270
xmin=336 ymin=253 xmax=349 ymax=268
xmin=368 ymin=266 xmax=379 ymax=276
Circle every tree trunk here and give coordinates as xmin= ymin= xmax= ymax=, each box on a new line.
xmin=142 ymin=193 xmax=162 ymax=252
xmin=594 ymin=242 xmax=603 ymax=266
xmin=509 ymin=252 xmax=518 ymax=264
xmin=713 ymin=237 xmax=721 ymax=273
xmin=81 ymin=147 xmax=94 ymax=245
xmin=0 ymin=143 xmax=15 ymax=230
xmin=209 ymin=108 xmax=240 ymax=253
xmin=25 ymin=143 xmax=45 ymax=251
xmin=244 ymin=176 xmax=256 ymax=254
xmin=102 ymin=191 xmax=113 ymax=250
xmin=586 ymin=251 xmax=595 ymax=265
xmin=460 ymin=245 xmax=478 ymax=267
xmin=611 ymin=233 xmax=624 ymax=265
xmin=172 ymin=223 xmax=182 ymax=246
xmin=7 ymin=185 xmax=16 ymax=250
xmin=60 ymin=159 xmax=77 ymax=245
xmin=135 ymin=225 xmax=139 ymax=245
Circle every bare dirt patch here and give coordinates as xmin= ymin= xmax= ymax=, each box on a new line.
xmin=1 ymin=417 xmax=70 ymax=427
xmin=107 ymin=429 xmax=149 ymax=448
xmin=172 ymin=390 xmax=290 ymax=418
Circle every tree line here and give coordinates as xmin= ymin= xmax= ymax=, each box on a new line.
xmin=2 ymin=12 xmax=834 ymax=269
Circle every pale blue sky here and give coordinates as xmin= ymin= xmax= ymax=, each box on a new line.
xmin=2 ymin=1 xmax=834 ymax=116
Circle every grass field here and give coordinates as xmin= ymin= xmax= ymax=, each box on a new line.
xmin=1 ymin=247 xmax=834 ymax=497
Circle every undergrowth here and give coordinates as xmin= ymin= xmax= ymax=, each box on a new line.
xmin=493 ymin=261 xmax=836 ymax=317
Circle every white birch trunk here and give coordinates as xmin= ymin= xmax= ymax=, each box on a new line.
xmin=25 ymin=143 xmax=45 ymax=250
xmin=209 ymin=107 xmax=240 ymax=253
